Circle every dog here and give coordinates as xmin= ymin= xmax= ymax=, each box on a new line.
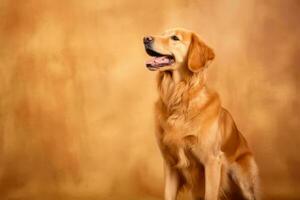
xmin=143 ymin=28 xmax=259 ymax=200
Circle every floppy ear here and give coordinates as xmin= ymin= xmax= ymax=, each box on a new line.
xmin=187 ymin=33 xmax=215 ymax=73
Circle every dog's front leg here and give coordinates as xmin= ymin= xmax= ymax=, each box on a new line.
xmin=204 ymin=155 xmax=222 ymax=200
xmin=164 ymin=162 xmax=179 ymax=200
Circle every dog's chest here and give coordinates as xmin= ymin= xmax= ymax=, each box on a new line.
xmin=156 ymin=107 xmax=198 ymax=162
xmin=159 ymin=110 xmax=196 ymax=143
xmin=156 ymin=101 xmax=218 ymax=166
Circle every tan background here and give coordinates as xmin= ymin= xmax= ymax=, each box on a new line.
xmin=0 ymin=0 xmax=299 ymax=199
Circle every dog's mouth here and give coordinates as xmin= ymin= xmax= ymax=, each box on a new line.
xmin=145 ymin=47 xmax=175 ymax=71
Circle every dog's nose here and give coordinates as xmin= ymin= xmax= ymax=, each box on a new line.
xmin=143 ymin=36 xmax=153 ymax=44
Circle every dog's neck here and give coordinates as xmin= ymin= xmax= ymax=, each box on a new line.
xmin=156 ymin=68 xmax=207 ymax=113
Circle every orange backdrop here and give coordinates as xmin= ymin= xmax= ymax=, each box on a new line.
xmin=0 ymin=0 xmax=299 ymax=199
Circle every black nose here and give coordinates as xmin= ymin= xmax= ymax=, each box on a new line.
xmin=143 ymin=36 xmax=153 ymax=44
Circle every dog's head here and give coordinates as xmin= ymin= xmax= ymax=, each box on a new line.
xmin=143 ymin=28 xmax=215 ymax=73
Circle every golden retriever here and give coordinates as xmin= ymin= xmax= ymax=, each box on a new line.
xmin=143 ymin=28 xmax=259 ymax=200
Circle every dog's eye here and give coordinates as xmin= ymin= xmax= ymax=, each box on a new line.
xmin=171 ymin=35 xmax=180 ymax=41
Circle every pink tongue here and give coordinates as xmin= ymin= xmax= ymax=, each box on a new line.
xmin=146 ymin=56 xmax=170 ymax=66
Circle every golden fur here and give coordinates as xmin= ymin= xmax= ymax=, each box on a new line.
xmin=144 ymin=28 xmax=259 ymax=200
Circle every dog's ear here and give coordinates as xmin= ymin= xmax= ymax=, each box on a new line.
xmin=187 ymin=33 xmax=215 ymax=73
